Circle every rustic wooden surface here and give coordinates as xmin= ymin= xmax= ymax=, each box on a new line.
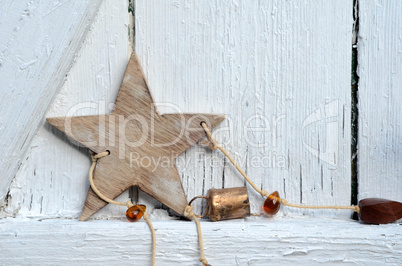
xmin=1 ymin=0 xmax=401 ymax=264
xmin=135 ymin=0 xmax=353 ymax=218
xmin=1 ymin=217 xmax=401 ymax=265
xmin=0 ymin=0 xmax=103 ymax=204
xmin=357 ymin=0 xmax=402 ymax=203
xmin=2 ymin=0 xmax=354 ymax=219
xmin=0 ymin=0 xmax=132 ymax=219
xmin=47 ymin=54 xmax=225 ymax=220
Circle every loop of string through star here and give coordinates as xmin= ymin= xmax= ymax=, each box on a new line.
xmin=89 ymin=151 xmax=156 ymax=266
xmin=87 ymin=122 xmax=361 ymax=266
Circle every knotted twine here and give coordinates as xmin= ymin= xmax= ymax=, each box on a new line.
xmin=89 ymin=151 xmax=156 ymax=266
xmin=184 ymin=205 xmax=209 ymax=266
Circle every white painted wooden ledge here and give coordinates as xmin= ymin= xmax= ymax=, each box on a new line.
xmin=1 ymin=217 xmax=401 ymax=265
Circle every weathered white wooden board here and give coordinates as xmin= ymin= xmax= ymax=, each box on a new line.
xmin=1 ymin=0 xmax=354 ymax=220
xmin=135 ymin=0 xmax=353 ymax=218
xmin=1 ymin=0 xmax=401 ymax=265
xmin=1 ymin=217 xmax=401 ymax=265
xmin=0 ymin=0 xmax=132 ymax=219
xmin=357 ymin=0 xmax=402 ymax=202
xmin=0 ymin=0 xmax=104 ymax=204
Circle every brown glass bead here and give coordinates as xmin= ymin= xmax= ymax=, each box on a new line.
xmin=263 ymin=191 xmax=281 ymax=215
xmin=126 ymin=205 xmax=146 ymax=222
xmin=358 ymin=198 xmax=402 ymax=224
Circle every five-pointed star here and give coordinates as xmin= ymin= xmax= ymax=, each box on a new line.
xmin=47 ymin=54 xmax=225 ymax=220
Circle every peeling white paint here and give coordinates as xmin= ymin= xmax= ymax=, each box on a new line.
xmin=1 ymin=0 xmax=401 ymax=264
xmin=3 ymin=1 xmax=352 ymax=218
xmin=357 ymin=0 xmax=402 ymax=202
xmin=135 ymin=0 xmax=353 ymax=218
xmin=2 ymin=0 xmax=355 ymax=221
xmin=0 ymin=217 xmax=401 ymax=265
xmin=1 ymin=0 xmax=131 ymax=219
xmin=0 ymin=0 xmax=104 ymax=203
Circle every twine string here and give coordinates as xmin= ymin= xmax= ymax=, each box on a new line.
xmin=89 ymin=151 xmax=133 ymax=207
xmin=200 ymin=122 xmax=360 ymax=213
xmin=280 ymin=198 xmax=360 ymax=212
xmin=88 ymin=122 xmax=360 ymax=266
xmin=89 ymin=150 xmax=156 ymax=266
xmin=184 ymin=205 xmax=209 ymax=266
xmin=143 ymin=212 xmax=156 ymax=266
xmin=201 ymin=122 xmax=268 ymax=198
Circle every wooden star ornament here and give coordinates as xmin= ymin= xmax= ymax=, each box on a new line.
xmin=47 ymin=53 xmax=225 ymax=220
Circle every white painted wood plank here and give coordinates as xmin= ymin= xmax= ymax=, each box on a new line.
xmin=0 ymin=0 xmax=131 ymax=219
xmin=2 ymin=0 xmax=354 ymax=221
xmin=357 ymin=0 xmax=402 ymax=202
xmin=0 ymin=217 xmax=401 ymax=265
xmin=135 ymin=0 xmax=353 ymax=217
xmin=0 ymin=0 xmax=104 ymax=203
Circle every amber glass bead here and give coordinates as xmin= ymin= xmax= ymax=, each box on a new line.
xmin=126 ymin=205 xmax=146 ymax=222
xmin=263 ymin=191 xmax=281 ymax=215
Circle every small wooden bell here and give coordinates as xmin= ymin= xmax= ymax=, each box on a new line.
xmin=358 ymin=198 xmax=402 ymax=224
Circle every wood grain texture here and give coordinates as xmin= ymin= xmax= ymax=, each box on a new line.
xmin=0 ymin=0 xmax=104 ymax=203
xmin=357 ymin=0 xmax=402 ymax=202
xmin=1 ymin=0 xmax=354 ymax=220
xmin=0 ymin=0 xmax=131 ymax=219
xmin=47 ymin=54 xmax=225 ymax=220
xmin=135 ymin=0 xmax=353 ymax=218
xmin=0 ymin=1 xmax=401 ymax=264
xmin=1 ymin=217 xmax=401 ymax=265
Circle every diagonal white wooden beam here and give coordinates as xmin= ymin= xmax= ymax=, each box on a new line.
xmin=0 ymin=0 xmax=104 ymax=202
